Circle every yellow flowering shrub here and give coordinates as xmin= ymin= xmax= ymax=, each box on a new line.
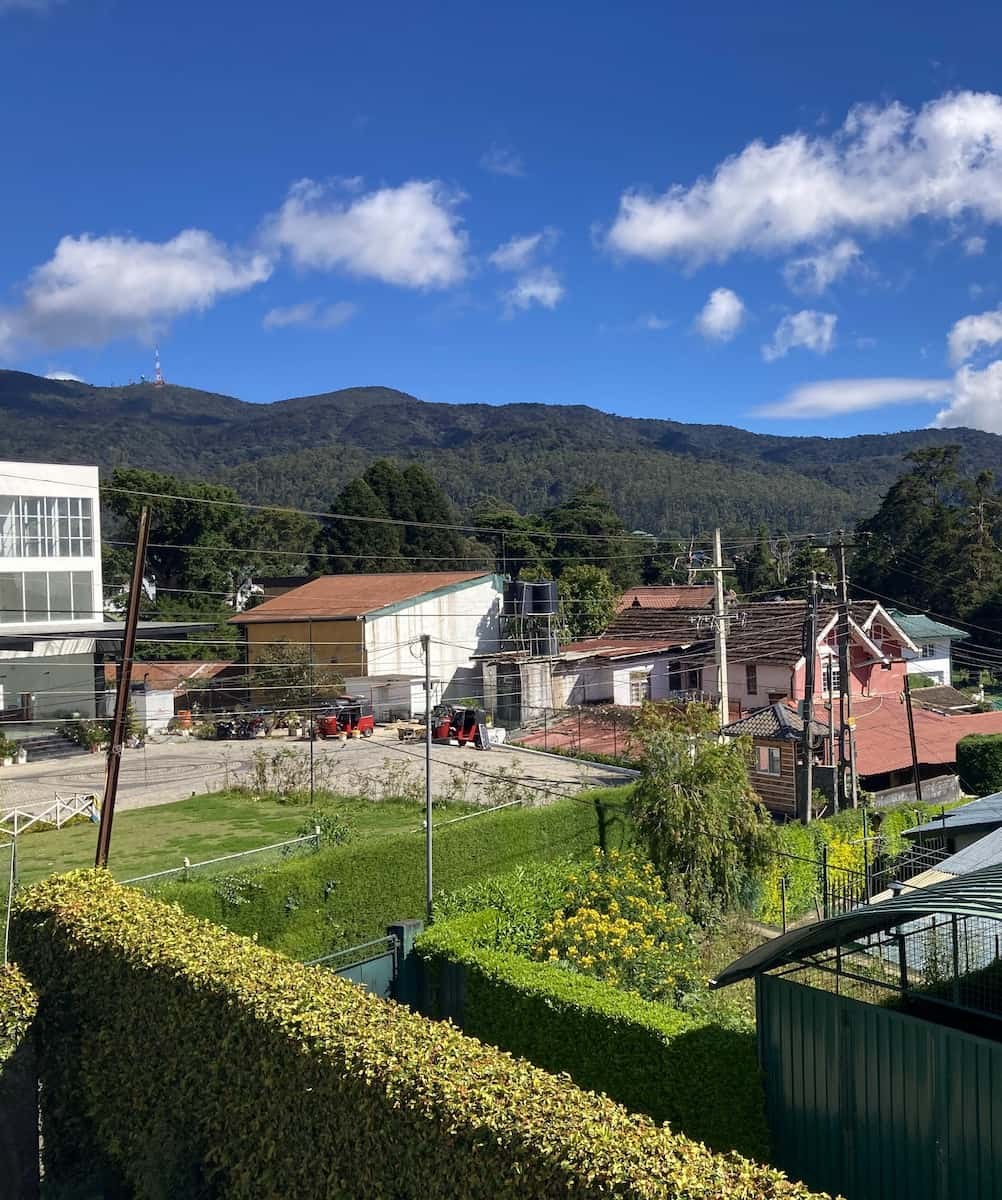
xmin=535 ymin=849 xmax=700 ymax=1003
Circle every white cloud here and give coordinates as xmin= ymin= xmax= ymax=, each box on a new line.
xmin=501 ymin=267 xmax=564 ymax=315
xmin=489 ymin=232 xmax=545 ymax=272
xmin=0 ymin=229 xmax=270 ymax=351
xmin=606 ymin=91 xmax=1002 ymax=264
xmin=695 ymin=287 xmax=745 ymax=341
xmin=262 ymin=300 xmax=356 ymax=330
xmin=266 ymin=178 xmax=468 ymax=289
xmin=44 ymin=370 xmax=83 ymax=381
xmin=947 ymin=306 xmax=1002 ymax=365
xmin=490 ymin=229 xmax=563 ymax=314
xmin=480 ymin=146 xmax=525 ymax=177
xmin=964 ymin=235 xmax=987 ymax=256
xmin=762 ymin=310 xmax=837 ymax=361
xmin=755 ymin=377 xmax=952 ymax=418
xmin=640 ymin=313 xmax=671 ymax=330
xmin=935 ymin=361 xmax=1002 ymax=432
xmin=783 ymin=239 xmax=862 ymax=294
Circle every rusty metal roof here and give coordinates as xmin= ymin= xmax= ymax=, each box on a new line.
xmin=231 ymin=572 xmax=494 ymax=622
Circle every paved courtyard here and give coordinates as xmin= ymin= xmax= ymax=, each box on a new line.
xmin=0 ymin=727 xmax=633 ymax=816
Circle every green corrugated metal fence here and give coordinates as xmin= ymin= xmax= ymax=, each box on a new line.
xmin=758 ymin=973 xmax=1002 ymax=1200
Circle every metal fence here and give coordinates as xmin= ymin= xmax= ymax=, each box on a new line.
xmin=119 ymin=829 xmax=322 ymax=888
xmin=1 ymin=835 xmax=14 ymax=966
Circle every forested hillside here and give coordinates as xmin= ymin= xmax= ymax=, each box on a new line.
xmin=4 ymin=370 xmax=1002 ymax=537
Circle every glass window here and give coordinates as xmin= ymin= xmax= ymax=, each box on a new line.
xmin=0 ymin=573 xmax=23 ymax=623
xmin=48 ymin=571 xmax=72 ymax=619
xmin=0 ymin=494 xmax=94 ymax=558
xmin=921 ymin=643 xmax=937 ymax=659
xmin=825 ymin=658 xmax=840 ymax=694
xmin=72 ymin=572 xmax=93 ymax=619
xmin=757 ymin=746 xmax=782 ymax=776
xmin=746 ymin=663 xmax=758 ymax=694
xmin=629 ymin=670 xmax=651 ymax=704
xmin=24 ymin=573 xmax=47 ymax=620
xmin=0 ymin=497 xmax=16 ymax=557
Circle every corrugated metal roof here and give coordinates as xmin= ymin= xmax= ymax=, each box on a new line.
xmin=558 ymin=637 xmax=689 ymax=661
xmin=231 ymin=572 xmax=494 ymax=622
xmin=937 ymin=826 xmax=1002 ymax=876
xmin=887 ymin=608 xmax=970 ymax=642
xmin=905 ymin=791 xmax=1002 ymax=837
xmin=712 ymin=861 xmax=1002 ymax=989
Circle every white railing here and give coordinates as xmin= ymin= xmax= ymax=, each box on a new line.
xmin=0 ymin=792 xmax=100 ymax=837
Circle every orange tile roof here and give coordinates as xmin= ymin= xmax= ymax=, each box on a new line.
xmin=616 ymin=585 xmax=716 ymax=611
xmin=104 ymin=661 xmax=235 ymax=694
xmin=850 ymin=694 xmax=1002 ymax=776
xmin=231 ymin=572 xmax=493 ymax=623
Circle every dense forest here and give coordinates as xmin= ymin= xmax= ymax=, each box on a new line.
xmin=5 ymin=370 xmax=1002 ymax=537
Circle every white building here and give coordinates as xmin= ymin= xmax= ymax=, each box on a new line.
xmin=0 ymin=461 xmax=104 ymax=721
xmin=887 ymin=609 xmax=969 ymax=687
xmin=231 ymin=572 xmax=503 ymax=719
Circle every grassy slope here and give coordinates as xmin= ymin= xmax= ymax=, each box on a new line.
xmin=14 ymin=792 xmax=442 ymax=888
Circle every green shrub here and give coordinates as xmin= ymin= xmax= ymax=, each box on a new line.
xmin=416 ymin=910 xmax=770 ymax=1160
xmin=957 ymin=734 xmax=1002 ymax=796
xmin=0 ymin=963 xmax=35 ymax=1066
xmin=158 ymin=787 xmax=636 ymax=961
xmin=13 ymin=871 xmax=824 ymax=1199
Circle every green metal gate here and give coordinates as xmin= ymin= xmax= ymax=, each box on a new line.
xmin=757 ymin=973 xmax=1002 ymax=1200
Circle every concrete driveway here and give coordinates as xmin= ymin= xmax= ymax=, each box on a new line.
xmin=0 ymin=727 xmax=633 ymax=816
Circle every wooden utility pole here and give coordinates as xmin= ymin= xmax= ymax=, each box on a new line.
xmin=713 ymin=528 xmax=729 ymax=731
xmin=903 ymin=674 xmax=924 ymax=806
xmin=800 ymin=573 xmax=820 ymax=823
xmin=95 ymin=506 xmax=150 ymax=868
xmin=834 ymin=531 xmax=858 ymax=808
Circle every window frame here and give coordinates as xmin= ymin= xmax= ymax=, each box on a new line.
xmin=756 ymin=745 xmax=782 ymax=776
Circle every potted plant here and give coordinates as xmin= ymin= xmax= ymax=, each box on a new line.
xmin=0 ymin=732 xmax=15 ymax=767
xmin=284 ymin=712 xmax=302 ymax=738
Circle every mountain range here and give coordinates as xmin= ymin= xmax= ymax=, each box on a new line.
xmin=3 ymin=370 xmax=1000 ymax=536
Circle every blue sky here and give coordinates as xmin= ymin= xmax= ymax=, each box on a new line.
xmin=3 ymin=0 xmax=1002 ymax=439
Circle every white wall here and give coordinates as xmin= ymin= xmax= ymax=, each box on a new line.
xmin=715 ymin=660 xmax=793 ymax=711
xmin=364 ymin=576 xmax=501 ymax=705
xmin=903 ymin=639 xmax=953 ymax=686
xmin=553 ymin=661 xmax=614 ymax=707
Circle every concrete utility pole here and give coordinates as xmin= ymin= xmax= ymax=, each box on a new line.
xmin=834 ymin=530 xmax=859 ymax=809
xmin=713 ymin=528 xmax=729 ymax=731
xmin=422 ymin=633 xmax=433 ymax=924
xmin=96 ymin=506 xmax=150 ymax=868
xmin=800 ymin=573 xmax=820 ymax=823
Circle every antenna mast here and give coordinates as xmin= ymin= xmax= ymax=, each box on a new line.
xmin=153 ymin=345 xmax=165 ymax=388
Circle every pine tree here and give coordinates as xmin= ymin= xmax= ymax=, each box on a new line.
xmin=400 ymin=463 xmax=467 ymax=568
xmin=325 ymin=478 xmax=403 ymax=573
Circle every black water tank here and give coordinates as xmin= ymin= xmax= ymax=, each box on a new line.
xmin=530 ymin=580 xmax=558 ymax=615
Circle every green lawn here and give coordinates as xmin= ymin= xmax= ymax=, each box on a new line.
xmin=15 ymin=790 xmax=446 ymax=889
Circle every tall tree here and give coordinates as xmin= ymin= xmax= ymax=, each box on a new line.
xmin=325 ymin=478 xmax=403 ymax=573
xmin=558 ymin=564 xmax=618 ymax=639
xmin=629 ymin=702 xmax=776 ymax=924
xmin=400 ymin=463 xmax=467 ymax=568
xmin=543 ymin=486 xmax=642 ymax=588
xmin=471 ymin=497 xmax=555 ymax=578
xmin=733 ymin=524 xmax=778 ymax=598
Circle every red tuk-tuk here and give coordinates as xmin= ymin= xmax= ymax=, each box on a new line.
xmin=316 ymin=696 xmax=375 ymax=738
xmin=431 ymin=705 xmax=490 ymax=749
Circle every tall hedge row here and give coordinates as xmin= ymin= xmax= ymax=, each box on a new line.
xmin=415 ymin=910 xmax=769 ymax=1160
xmin=158 ymin=787 xmax=636 ymax=960
xmin=12 ymin=871 xmax=826 ymax=1200
xmin=957 ymin=734 xmax=1002 ymax=797
xmin=0 ymin=963 xmax=35 ymax=1065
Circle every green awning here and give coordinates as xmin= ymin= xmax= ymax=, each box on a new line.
xmin=711 ymin=862 xmax=1002 ymax=989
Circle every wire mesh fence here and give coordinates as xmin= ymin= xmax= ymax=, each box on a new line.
xmin=119 ymin=830 xmax=322 ymax=889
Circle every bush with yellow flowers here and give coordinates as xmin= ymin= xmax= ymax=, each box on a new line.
xmin=534 ymin=849 xmax=701 ymax=1003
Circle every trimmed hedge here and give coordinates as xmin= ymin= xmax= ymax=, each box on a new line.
xmin=158 ymin=787 xmax=636 ymax=961
xmin=13 ymin=871 xmax=826 ymax=1199
xmin=415 ymin=910 xmax=769 ymax=1160
xmin=957 ymin=734 xmax=1002 ymax=797
xmin=0 ymin=963 xmax=35 ymax=1065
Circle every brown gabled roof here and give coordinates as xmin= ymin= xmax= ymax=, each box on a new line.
xmin=231 ymin=572 xmax=494 ymax=623
xmin=604 ymin=599 xmax=902 ymax=666
xmin=721 ymin=702 xmax=829 ymax=741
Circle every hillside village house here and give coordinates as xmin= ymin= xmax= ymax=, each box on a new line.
xmin=887 ymin=608 xmax=968 ymax=686
xmin=231 ymin=572 xmax=502 ymax=719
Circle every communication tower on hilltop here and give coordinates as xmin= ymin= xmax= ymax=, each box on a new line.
xmin=152 ymin=346 xmax=165 ymax=388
